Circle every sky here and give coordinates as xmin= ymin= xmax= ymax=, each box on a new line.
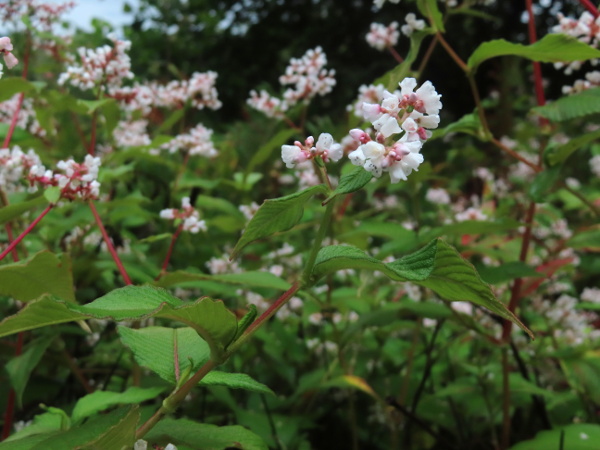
xmin=63 ymin=0 xmax=139 ymax=31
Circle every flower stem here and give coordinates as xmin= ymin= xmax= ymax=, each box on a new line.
xmin=387 ymin=46 xmax=404 ymax=64
xmin=0 ymin=204 xmax=54 ymax=262
xmin=156 ymin=224 xmax=184 ymax=280
xmin=579 ymin=0 xmax=599 ymax=18
xmin=88 ymin=200 xmax=132 ymax=285
xmin=436 ymin=32 xmax=468 ymax=73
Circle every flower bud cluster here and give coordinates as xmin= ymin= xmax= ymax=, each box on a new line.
xmin=113 ymin=120 xmax=151 ymax=148
xmin=401 ymin=13 xmax=425 ymax=37
xmin=348 ymin=77 xmax=442 ymax=183
xmin=28 ymin=155 xmax=101 ymax=200
xmin=0 ymin=146 xmax=42 ymax=192
xmin=552 ymin=11 xmax=600 ymax=76
xmin=366 ymin=22 xmax=399 ymax=51
xmin=58 ymin=34 xmax=133 ymax=91
xmin=160 ymin=124 xmax=217 ymax=158
xmin=281 ymin=133 xmax=343 ymax=169
xmin=347 ymin=84 xmax=386 ymax=118
xmin=248 ymin=47 xmax=336 ymax=118
xmin=0 ymin=36 xmax=18 ymax=77
xmin=160 ymin=197 xmax=206 ymax=234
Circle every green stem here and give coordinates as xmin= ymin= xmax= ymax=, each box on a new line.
xmin=301 ymin=200 xmax=336 ymax=285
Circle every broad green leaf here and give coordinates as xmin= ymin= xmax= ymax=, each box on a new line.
xmin=568 ymin=229 xmax=600 ymax=250
xmin=534 ymin=88 xmax=600 ymax=122
xmin=76 ymin=98 xmax=116 ymax=114
xmin=0 ymin=195 xmax=47 ymax=225
xmin=377 ymin=29 xmax=432 ymax=91
xmin=510 ymin=424 xmax=600 ymax=450
xmin=529 ymin=166 xmax=561 ymax=202
xmin=71 ymin=387 xmax=162 ymax=424
xmin=5 ymin=336 xmax=55 ymax=407
xmin=417 ymin=0 xmax=445 ymax=32
xmin=323 ymin=167 xmax=373 ymax=205
xmin=117 ymin=326 xmax=210 ymax=384
xmin=476 ymin=262 xmax=542 ymax=285
xmin=246 ymin=128 xmax=297 ymax=174
xmin=311 ymin=239 xmax=533 ymax=338
xmin=156 ymin=270 xmax=290 ymax=291
xmin=0 ymin=251 xmax=75 ymax=302
xmin=231 ymin=184 xmax=329 ymax=259
xmin=144 ymin=418 xmax=268 ymax=450
xmin=200 ymin=371 xmax=275 ymax=395
xmin=43 ymin=186 xmax=61 ymax=204
xmin=0 ymin=78 xmax=37 ymax=102
xmin=430 ymin=112 xmax=485 ymax=140
xmin=468 ymin=34 xmax=600 ymax=72
xmin=76 ymin=405 xmax=139 ymax=450
xmin=0 ymin=286 xmax=238 ymax=359
xmin=1 ymin=412 xmax=62 ymax=443
xmin=546 ymin=128 xmax=600 ymax=165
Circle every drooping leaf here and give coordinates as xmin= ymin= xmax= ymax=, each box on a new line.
xmin=144 ymin=418 xmax=268 ymax=450
xmin=545 ymin=128 xmax=600 ymax=165
xmin=0 ymin=251 xmax=75 ymax=302
xmin=5 ymin=336 xmax=55 ymax=407
xmin=71 ymin=387 xmax=163 ymax=424
xmin=0 ymin=286 xmax=238 ymax=360
xmin=200 ymin=371 xmax=275 ymax=396
xmin=156 ymin=270 xmax=290 ymax=291
xmin=534 ymin=88 xmax=600 ymax=122
xmin=231 ymin=184 xmax=329 ymax=259
xmin=323 ymin=167 xmax=373 ymax=205
xmin=117 ymin=326 xmax=210 ymax=384
xmin=75 ymin=405 xmax=139 ymax=450
xmin=468 ymin=34 xmax=600 ymax=73
xmin=0 ymin=195 xmax=47 ymax=225
xmin=310 ymin=239 xmax=533 ymax=338
xmin=510 ymin=424 xmax=600 ymax=450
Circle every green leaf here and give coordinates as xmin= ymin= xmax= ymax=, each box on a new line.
xmin=155 ymin=109 xmax=184 ymax=133
xmin=430 ymin=112 xmax=485 ymax=141
xmin=0 ymin=286 xmax=238 ymax=360
xmin=0 ymin=78 xmax=38 ymax=103
xmin=246 ymin=128 xmax=298 ymax=174
xmin=417 ymin=0 xmax=445 ymax=32
xmin=156 ymin=270 xmax=290 ymax=291
xmin=231 ymin=184 xmax=329 ymax=259
xmin=0 ymin=195 xmax=47 ymax=225
xmin=311 ymin=239 xmax=533 ymax=338
xmin=43 ymin=187 xmax=61 ymax=204
xmin=510 ymin=424 xmax=600 ymax=450
xmin=75 ymin=405 xmax=139 ymax=450
xmin=476 ymin=262 xmax=542 ymax=285
xmin=0 ymin=251 xmax=75 ymax=302
xmin=468 ymin=34 xmax=600 ymax=73
xmin=1 ymin=412 xmax=62 ymax=443
xmin=76 ymin=98 xmax=116 ymax=114
xmin=233 ymin=304 xmax=257 ymax=341
xmin=5 ymin=336 xmax=55 ymax=407
xmin=117 ymin=326 xmax=210 ymax=384
xmin=323 ymin=167 xmax=372 ymax=205
xmin=144 ymin=418 xmax=268 ymax=450
xmin=200 ymin=371 xmax=275 ymax=395
xmin=529 ymin=166 xmax=561 ymax=202
xmin=534 ymin=88 xmax=600 ymax=122
xmin=568 ymin=229 xmax=600 ymax=250
xmin=71 ymin=387 xmax=163 ymax=424
xmin=546 ymin=128 xmax=600 ymax=165
xmin=419 ymin=218 xmax=521 ymax=241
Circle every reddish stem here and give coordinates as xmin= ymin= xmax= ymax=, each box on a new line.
xmin=157 ymin=224 xmax=184 ymax=280
xmin=0 ymin=204 xmax=54 ymax=262
xmin=387 ymin=46 xmax=404 ymax=64
xmin=88 ymin=201 xmax=132 ymax=285
xmin=4 ymin=223 xmax=19 ymax=263
xmin=579 ymin=0 xmax=600 ymax=18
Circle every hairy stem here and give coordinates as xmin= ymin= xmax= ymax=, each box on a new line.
xmin=0 ymin=204 xmax=54 ymax=262
xmin=157 ymin=224 xmax=184 ymax=280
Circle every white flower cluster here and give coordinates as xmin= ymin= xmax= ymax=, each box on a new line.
xmin=562 ymin=70 xmax=600 ymax=94
xmin=0 ymin=36 xmax=18 ymax=78
xmin=425 ymin=187 xmax=451 ymax=205
xmin=0 ymin=146 xmax=42 ymax=193
xmin=160 ymin=197 xmax=206 ymax=234
xmin=401 ymin=13 xmax=425 ymax=37
xmin=206 ymin=252 xmax=240 ymax=275
xmin=348 ymin=77 xmax=441 ymax=183
xmin=0 ymin=94 xmax=46 ymax=138
xmin=113 ymin=119 xmax=151 ymax=148
xmin=1 ymin=0 xmax=75 ymax=31
xmin=373 ymin=0 xmax=400 ymax=9
xmin=347 ymin=84 xmax=386 ymax=118
xmin=247 ymin=47 xmax=336 ymax=118
xmin=160 ymin=123 xmax=217 ymax=157
xmin=58 ymin=34 xmax=133 ymax=91
xmin=27 ymin=155 xmax=101 ymax=200
xmin=552 ymin=11 xmax=600 ymax=76
xmin=281 ymin=133 xmax=343 ymax=169
xmin=455 ymin=206 xmax=488 ymax=222
xmin=366 ymin=22 xmax=399 ymax=51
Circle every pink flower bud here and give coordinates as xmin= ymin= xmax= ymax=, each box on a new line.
xmin=3 ymin=52 xmax=18 ymax=69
